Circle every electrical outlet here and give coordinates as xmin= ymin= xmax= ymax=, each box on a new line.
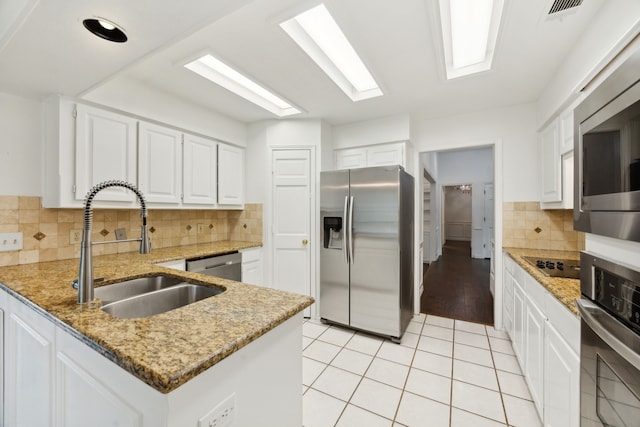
xmin=198 ymin=393 xmax=236 ymax=427
xmin=115 ymin=228 xmax=127 ymax=240
xmin=197 ymin=223 xmax=205 ymax=234
xmin=70 ymin=229 xmax=82 ymax=244
xmin=0 ymin=232 xmax=23 ymax=252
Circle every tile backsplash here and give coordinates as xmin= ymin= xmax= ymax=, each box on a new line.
xmin=0 ymin=196 xmax=262 ymax=267
xmin=503 ymin=202 xmax=585 ymax=251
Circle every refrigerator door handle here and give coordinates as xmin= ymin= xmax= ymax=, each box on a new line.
xmin=343 ymin=195 xmax=350 ymax=264
xmin=348 ymin=196 xmax=354 ymax=264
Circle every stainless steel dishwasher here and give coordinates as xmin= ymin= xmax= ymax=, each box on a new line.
xmin=186 ymin=252 xmax=242 ymax=280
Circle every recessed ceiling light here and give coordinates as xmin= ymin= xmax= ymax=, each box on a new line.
xmin=184 ymin=54 xmax=301 ymax=117
xmin=83 ymin=18 xmax=127 ymax=43
xmin=438 ymin=0 xmax=504 ymax=79
xmin=280 ymin=4 xmax=382 ymax=102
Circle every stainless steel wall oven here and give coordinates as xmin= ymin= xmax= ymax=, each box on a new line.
xmin=574 ymin=47 xmax=640 ymax=242
xmin=577 ymin=252 xmax=640 ymax=426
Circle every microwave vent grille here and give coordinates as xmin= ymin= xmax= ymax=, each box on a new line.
xmin=547 ymin=0 xmax=583 ymax=16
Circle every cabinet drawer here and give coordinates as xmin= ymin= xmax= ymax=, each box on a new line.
xmin=545 ymin=292 xmax=579 ymax=354
xmin=240 ymin=248 xmax=262 ymax=263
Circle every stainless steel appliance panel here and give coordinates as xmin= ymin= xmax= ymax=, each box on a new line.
xmin=186 ymin=252 xmax=241 ymax=281
xmin=399 ymin=169 xmax=415 ymax=334
xmin=349 ymin=167 xmax=402 ymax=336
xmin=319 ymin=170 xmax=350 ymax=326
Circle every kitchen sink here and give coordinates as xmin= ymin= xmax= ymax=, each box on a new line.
xmin=95 ymin=275 xmax=185 ymax=304
xmin=94 ymin=275 xmax=224 ymax=319
xmin=101 ymin=283 xmax=222 ymax=319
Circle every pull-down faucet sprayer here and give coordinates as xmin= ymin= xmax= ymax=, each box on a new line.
xmin=76 ymin=180 xmax=151 ymax=304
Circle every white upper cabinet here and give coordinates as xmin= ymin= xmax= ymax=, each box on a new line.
xmin=334 ymin=141 xmax=410 ymax=171
xmin=138 ymin=121 xmax=183 ymax=204
xmin=559 ymin=110 xmax=574 ymax=154
xmin=183 ymin=134 xmax=217 ymax=205
xmin=335 ymin=148 xmax=367 ymax=169
xmin=75 ymin=104 xmax=138 ymax=203
xmin=218 ymin=143 xmax=245 ymax=206
xmin=540 ymin=120 xmax=562 ymax=203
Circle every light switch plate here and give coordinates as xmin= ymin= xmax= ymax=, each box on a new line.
xmin=0 ymin=232 xmax=23 ymax=252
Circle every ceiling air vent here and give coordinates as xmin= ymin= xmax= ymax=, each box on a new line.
xmin=548 ymin=0 xmax=583 ymax=16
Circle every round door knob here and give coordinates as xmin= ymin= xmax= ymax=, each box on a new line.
xmin=302 ymin=239 xmax=309 ymax=245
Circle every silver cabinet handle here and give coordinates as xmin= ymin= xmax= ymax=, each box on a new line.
xmin=576 ymin=299 xmax=640 ymax=368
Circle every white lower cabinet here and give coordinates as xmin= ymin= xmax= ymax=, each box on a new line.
xmin=0 ymin=291 xmax=5 ymax=424
xmin=155 ymin=259 xmax=186 ymax=271
xmin=524 ymin=294 xmax=545 ymax=417
xmin=544 ymin=322 xmax=580 ymax=427
xmin=240 ymin=247 xmax=263 ymax=285
xmin=5 ymin=294 xmax=56 ymax=427
xmin=501 ymin=253 xmax=580 ymax=426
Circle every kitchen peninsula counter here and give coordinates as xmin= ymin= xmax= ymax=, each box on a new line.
xmin=0 ymin=241 xmax=313 ymax=393
xmin=503 ymin=247 xmax=580 ymax=316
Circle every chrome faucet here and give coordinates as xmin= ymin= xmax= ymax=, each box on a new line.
xmin=76 ymin=180 xmax=151 ymax=303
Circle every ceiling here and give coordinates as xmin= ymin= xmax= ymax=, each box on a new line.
xmin=0 ymin=0 xmax=605 ymax=125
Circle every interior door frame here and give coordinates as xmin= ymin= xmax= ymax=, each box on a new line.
xmin=266 ymin=146 xmax=317 ymax=318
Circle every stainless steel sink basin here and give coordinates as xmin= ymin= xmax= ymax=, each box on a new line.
xmin=101 ymin=283 xmax=222 ymax=319
xmin=95 ymin=275 xmax=185 ymax=304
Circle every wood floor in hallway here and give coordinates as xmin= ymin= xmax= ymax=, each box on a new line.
xmin=420 ymin=240 xmax=493 ymax=325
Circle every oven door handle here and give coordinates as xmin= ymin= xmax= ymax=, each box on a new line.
xmin=576 ymin=298 xmax=640 ymax=368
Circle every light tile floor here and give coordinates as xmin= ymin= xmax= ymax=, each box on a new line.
xmin=302 ymin=314 xmax=543 ymax=427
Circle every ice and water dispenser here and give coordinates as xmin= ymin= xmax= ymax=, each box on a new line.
xmin=323 ymin=217 xmax=343 ymax=249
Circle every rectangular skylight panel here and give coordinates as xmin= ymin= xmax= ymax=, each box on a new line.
xmin=184 ymin=54 xmax=300 ymax=117
xmin=450 ymin=0 xmax=493 ymax=69
xmin=281 ymin=4 xmax=382 ymax=101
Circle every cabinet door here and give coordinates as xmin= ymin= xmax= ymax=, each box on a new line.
xmin=138 ymin=122 xmax=182 ymax=204
xmin=559 ymin=110 xmax=574 ymax=154
xmin=5 ymin=295 xmax=55 ymax=427
xmin=366 ymin=143 xmax=404 ymax=167
xmin=540 ymin=121 xmax=562 ymax=203
xmin=512 ymin=279 xmax=526 ymax=369
xmin=525 ymin=296 xmax=545 ymax=418
xmin=218 ymin=143 xmax=245 ymax=205
xmin=502 ymin=269 xmax=514 ymax=339
xmin=75 ymin=104 xmax=137 ymax=202
xmin=335 ymin=148 xmax=366 ymax=169
xmin=544 ymin=322 xmax=579 ymax=427
xmin=183 ymin=134 xmax=217 ymax=205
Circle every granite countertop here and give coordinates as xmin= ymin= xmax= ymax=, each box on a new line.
xmin=0 ymin=241 xmax=314 ymax=393
xmin=503 ymin=247 xmax=580 ymax=316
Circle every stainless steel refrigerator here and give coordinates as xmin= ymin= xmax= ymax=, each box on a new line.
xmin=320 ymin=165 xmax=414 ymax=341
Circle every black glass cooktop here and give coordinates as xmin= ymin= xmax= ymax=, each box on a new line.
xmin=522 ymin=256 xmax=581 ymax=280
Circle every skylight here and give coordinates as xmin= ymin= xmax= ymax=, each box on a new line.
xmin=439 ymin=0 xmax=504 ymax=79
xmin=280 ymin=4 xmax=382 ymax=102
xmin=184 ymin=54 xmax=300 ymax=117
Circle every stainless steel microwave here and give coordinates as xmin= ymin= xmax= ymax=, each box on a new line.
xmin=574 ymin=47 xmax=640 ymax=242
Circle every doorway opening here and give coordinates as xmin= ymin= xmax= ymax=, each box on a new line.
xmin=418 ymin=147 xmax=494 ymax=325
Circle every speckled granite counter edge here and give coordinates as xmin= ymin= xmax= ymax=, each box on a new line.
xmin=503 ymin=247 xmax=580 ymax=316
xmin=0 ymin=241 xmax=314 ymax=393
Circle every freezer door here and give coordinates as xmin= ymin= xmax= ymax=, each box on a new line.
xmin=349 ymin=166 xmax=402 ymax=337
xmin=319 ymin=170 xmax=350 ymax=325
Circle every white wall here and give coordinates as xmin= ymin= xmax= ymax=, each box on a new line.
xmin=0 ymin=92 xmax=41 ymax=196
xmin=83 ymin=75 xmax=247 ymax=146
xmin=413 ymin=102 xmax=537 ymax=202
xmin=332 ymin=114 xmax=410 ymax=149
xmin=537 ymin=0 xmax=640 ymax=128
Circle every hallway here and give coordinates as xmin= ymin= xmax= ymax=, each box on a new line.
xmin=420 ymin=241 xmax=493 ymax=325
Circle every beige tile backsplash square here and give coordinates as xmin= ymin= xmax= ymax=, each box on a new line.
xmin=0 ymin=195 xmax=263 ymax=267
xmin=502 ymin=202 xmax=585 ymax=251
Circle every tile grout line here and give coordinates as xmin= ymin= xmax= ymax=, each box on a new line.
xmin=487 ymin=324 xmax=511 ymax=426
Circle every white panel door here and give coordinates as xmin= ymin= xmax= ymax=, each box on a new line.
xmin=6 ymin=296 xmax=55 ymax=427
xmin=75 ymin=104 xmax=137 ymax=202
xmin=218 ymin=143 xmax=245 ymax=205
xmin=138 ymin=122 xmax=182 ymax=204
xmin=483 ymin=183 xmax=494 ymax=258
xmin=512 ymin=279 xmax=526 ymax=368
xmin=272 ymin=149 xmax=312 ymax=301
xmin=540 ymin=121 xmax=562 ymax=203
xmin=183 ymin=133 xmax=217 ymax=205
